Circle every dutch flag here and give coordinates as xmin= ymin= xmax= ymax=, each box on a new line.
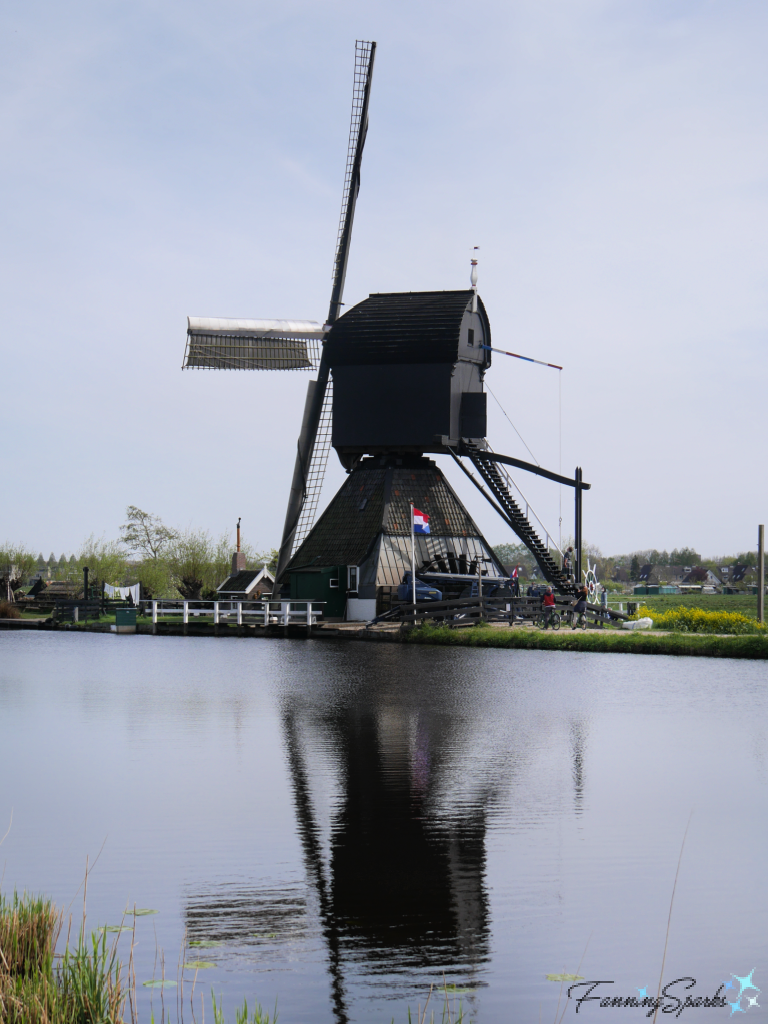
xmin=413 ymin=508 xmax=430 ymax=534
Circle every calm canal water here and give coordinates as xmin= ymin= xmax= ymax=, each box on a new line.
xmin=0 ymin=632 xmax=766 ymax=1022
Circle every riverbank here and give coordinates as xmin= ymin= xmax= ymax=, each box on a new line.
xmin=3 ymin=617 xmax=768 ymax=658
xmin=405 ymin=622 xmax=768 ymax=659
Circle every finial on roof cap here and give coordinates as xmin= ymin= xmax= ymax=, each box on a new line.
xmin=470 ymin=253 xmax=478 ymax=311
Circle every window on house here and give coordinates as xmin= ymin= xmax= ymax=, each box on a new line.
xmin=468 ymin=329 xmax=474 ymax=346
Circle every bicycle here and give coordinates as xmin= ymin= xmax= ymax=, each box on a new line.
xmin=536 ymin=610 xmax=561 ymax=630
xmin=570 ymin=608 xmax=588 ymax=630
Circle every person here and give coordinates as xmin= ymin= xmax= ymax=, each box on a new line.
xmin=562 ymin=547 xmax=574 ymax=581
xmin=542 ymin=586 xmax=556 ymax=628
xmin=511 ymin=567 xmax=520 ymax=598
xmin=572 ymin=582 xmax=588 ymax=628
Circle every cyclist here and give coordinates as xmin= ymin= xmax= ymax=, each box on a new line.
xmin=542 ymin=586 xmax=556 ymax=628
xmin=572 ymin=583 xmax=589 ymax=629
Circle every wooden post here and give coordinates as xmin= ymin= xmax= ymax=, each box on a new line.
xmin=574 ymin=467 xmax=583 ymax=586
xmin=759 ymin=525 xmax=765 ymax=625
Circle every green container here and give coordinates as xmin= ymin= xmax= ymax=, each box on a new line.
xmin=633 ymin=585 xmax=648 ymax=595
xmin=115 ymin=607 xmax=137 ymax=633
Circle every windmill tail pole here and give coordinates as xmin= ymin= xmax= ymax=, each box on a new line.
xmin=273 ymin=361 xmax=331 ymax=590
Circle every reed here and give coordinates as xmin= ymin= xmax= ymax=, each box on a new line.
xmin=0 ymin=600 xmax=20 ymax=619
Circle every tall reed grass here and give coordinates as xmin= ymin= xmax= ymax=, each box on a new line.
xmin=0 ymin=888 xmax=279 ymax=1024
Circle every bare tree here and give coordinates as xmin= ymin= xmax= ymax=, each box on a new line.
xmin=120 ymin=507 xmax=178 ymax=560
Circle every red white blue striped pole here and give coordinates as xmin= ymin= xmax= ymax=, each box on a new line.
xmin=480 ymin=344 xmax=562 ymax=371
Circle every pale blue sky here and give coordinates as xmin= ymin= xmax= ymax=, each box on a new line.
xmin=2 ymin=0 xmax=766 ymax=559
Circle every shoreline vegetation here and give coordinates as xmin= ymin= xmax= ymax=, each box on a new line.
xmin=405 ymin=622 xmax=768 ymax=659
xmin=0 ymin=888 xmax=276 ymax=1024
xmin=0 ymin=889 xmax=471 ymax=1024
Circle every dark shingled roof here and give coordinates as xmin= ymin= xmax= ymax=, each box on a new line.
xmin=325 ymin=290 xmax=491 ymax=367
xmin=384 ymin=465 xmax=479 ymax=538
xmin=285 ymin=459 xmax=484 ymax=573
xmin=288 ymin=465 xmax=388 ymax=570
xmin=217 ymin=570 xmax=263 ymax=593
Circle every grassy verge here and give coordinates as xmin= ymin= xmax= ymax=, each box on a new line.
xmin=609 ymin=594 xmax=761 ymax=616
xmin=405 ymin=622 xmax=768 ymax=659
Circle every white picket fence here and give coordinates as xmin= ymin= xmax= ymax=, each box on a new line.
xmin=141 ymin=599 xmax=325 ymax=628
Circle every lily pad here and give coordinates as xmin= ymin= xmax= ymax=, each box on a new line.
xmin=444 ymin=985 xmax=476 ymax=995
xmin=101 ymin=925 xmax=133 ymax=934
xmin=143 ymin=979 xmax=176 ymax=989
xmin=546 ymin=974 xmax=584 ymax=983
xmin=129 ymin=909 xmax=158 ymax=916
xmin=188 ymin=940 xmax=222 ymax=949
xmin=183 ymin=961 xmax=216 ymax=970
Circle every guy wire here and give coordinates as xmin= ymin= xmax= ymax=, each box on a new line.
xmin=485 ymin=382 xmax=540 ymax=467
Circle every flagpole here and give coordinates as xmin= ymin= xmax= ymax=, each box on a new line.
xmin=410 ymin=503 xmax=416 ymax=608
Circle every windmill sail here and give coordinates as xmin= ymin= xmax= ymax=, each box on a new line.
xmin=273 ymin=40 xmax=376 ymax=585
xmin=181 ymin=40 xmax=377 ymax=591
xmin=184 ymin=318 xmax=324 ymax=371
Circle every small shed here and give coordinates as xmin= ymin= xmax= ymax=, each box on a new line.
xmin=217 ymin=566 xmax=275 ymax=600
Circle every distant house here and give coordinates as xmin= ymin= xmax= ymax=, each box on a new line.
xmin=638 ymin=564 xmax=687 ymax=586
xmin=217 ymin=565 xmax=275 ymax=600
xmin=612 ymin=566 xmax=630 ymax=583
xmin=721 ymin=564 xmax=757 ymax=592
xmin=680 ymin=567 xmax=722 ymax=588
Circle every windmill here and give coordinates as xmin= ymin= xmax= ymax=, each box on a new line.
xmin=183 ymin=40 xmax=591 ymax=617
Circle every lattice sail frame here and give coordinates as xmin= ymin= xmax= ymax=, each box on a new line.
xmin=291 ymin=381 xmax=334 ymax=554
xmin=331 ymin=40 xmax=374 ymax=291
xmin=183 ymin=318 xmax=324 ymax=371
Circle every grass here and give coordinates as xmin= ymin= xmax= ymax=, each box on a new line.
xmin=0 ymin=890 xmax=125 ymax=1024
xmin=405 ymin=621 xmax=768 ymax=659
xmin=0 ymin=888 xmax=278 ymax=1024
xmin=609 ymin=593 xmax=762 ymax=617
xmin=0 ymin=600 xmax=21 ymax=619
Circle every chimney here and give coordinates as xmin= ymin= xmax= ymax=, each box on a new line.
xmin=231 ymin=517 xmax=246 ymax=573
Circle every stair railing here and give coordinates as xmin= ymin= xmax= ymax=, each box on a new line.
xmin=479 ymin=443 xmax=564 ymax=565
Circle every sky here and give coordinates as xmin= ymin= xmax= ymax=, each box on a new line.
xmin=1 ymin=0 xmax=767 ymax=561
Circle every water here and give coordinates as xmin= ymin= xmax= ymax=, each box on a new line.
xmin=0 ymin=632 xmax=766 ymax=1022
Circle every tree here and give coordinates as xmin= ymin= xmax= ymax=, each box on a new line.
xmin=670 ymin=547 xmax=701 ymax=566
xmin=686 ymin=566 xmax=709 ymax=582
xmin=629 ymin=555 xmax=640 ymax=581
xmin=166 ymin=529 xmax=216 ymax=599
xmin=120 ymin=507 xmax=177 ymax=560
xmin=75 ymin=535 xmax=128 ymax=591
xmin=0 ymin=544 xmax=39 ymax=598
xmin=131 ymin=558 xmax=175 ymax=600
xmin=493 ymin=541 xmax=535 ymax=576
